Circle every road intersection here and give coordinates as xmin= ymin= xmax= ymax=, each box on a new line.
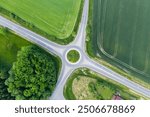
xmin=0 ymin=0 xmax=150 ymax=99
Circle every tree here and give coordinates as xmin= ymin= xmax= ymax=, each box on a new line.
xmin=5 ymin=45 xmax=58 ymax=100
xmin=0 ymin=68 xmax=15 ymax=100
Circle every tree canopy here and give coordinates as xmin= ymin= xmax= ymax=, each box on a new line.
xmin=0 ymin=68 xmax=14 ymax=100
xmin=5 ymin=45 xmax=58 ymax=100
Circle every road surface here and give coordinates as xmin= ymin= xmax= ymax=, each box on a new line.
xmin=0 ymin=0 xmax=150 ymax=99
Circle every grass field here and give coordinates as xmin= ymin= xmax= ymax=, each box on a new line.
xmin=64 ymin=68 xmax=145 ymax=100
xmin=0 ymin=0 xmax=81 ymax=39
xmin=92 ymin=0 xmax=150 ymax=83
xmin=0 ymin=27 xmax=31 ymax=70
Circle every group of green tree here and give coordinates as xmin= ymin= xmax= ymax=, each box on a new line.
xmin=0 ymin=68 xmax=15 ymax=100
xmin=0 ymin=45 xmax=58 ymax=100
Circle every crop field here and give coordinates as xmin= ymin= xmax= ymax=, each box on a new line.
xmin=0 ymin=0 xmax=81 ymax=39
xmin=93 ymin=0 xmax=150 ymax=80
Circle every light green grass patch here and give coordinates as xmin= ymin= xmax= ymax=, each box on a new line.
xmin=0 ymin=0 xmax=81 ymax=39
xmin=0 ymin=27 xmax=30 ymax=69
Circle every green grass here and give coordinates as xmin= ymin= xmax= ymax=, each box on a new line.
xmin=63 ymin=73 xmax=76 ymax=100
xmin=64 ymin=68 xmax=147 ymax=100
xmin=90 ymin=0 xmax=150 ymax=86
xmin=67 ymin=50 xmax=80 ymax=63
xmin=0 ymin=0 xmax=81 ymax=39
xmin=0 ymin=27 xmax=31 ymax=70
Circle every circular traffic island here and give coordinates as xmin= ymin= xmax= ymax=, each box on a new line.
xmin=67 ymin=49 xmax=80 ymax=64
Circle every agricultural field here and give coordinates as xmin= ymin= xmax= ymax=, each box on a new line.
xmin=64 ymin=68 xmax=145 ymax=100
xmin=92 ymin=0 xmax=150 ymax=83
xmin=0 ymin=0 xmax=81 ymax=39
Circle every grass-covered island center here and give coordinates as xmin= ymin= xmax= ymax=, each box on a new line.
xmin=67 ymin=49 xmax=80 ymax=63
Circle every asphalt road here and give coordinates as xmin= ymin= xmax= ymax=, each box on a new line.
xmin=0 ymin=0 xmax=150 ymax=99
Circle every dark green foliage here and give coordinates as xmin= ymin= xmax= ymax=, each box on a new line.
xmin=0 ymin=68 xmax=15 ymax=100
xmin=5 ymin=45 xmax=57 ymax=100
